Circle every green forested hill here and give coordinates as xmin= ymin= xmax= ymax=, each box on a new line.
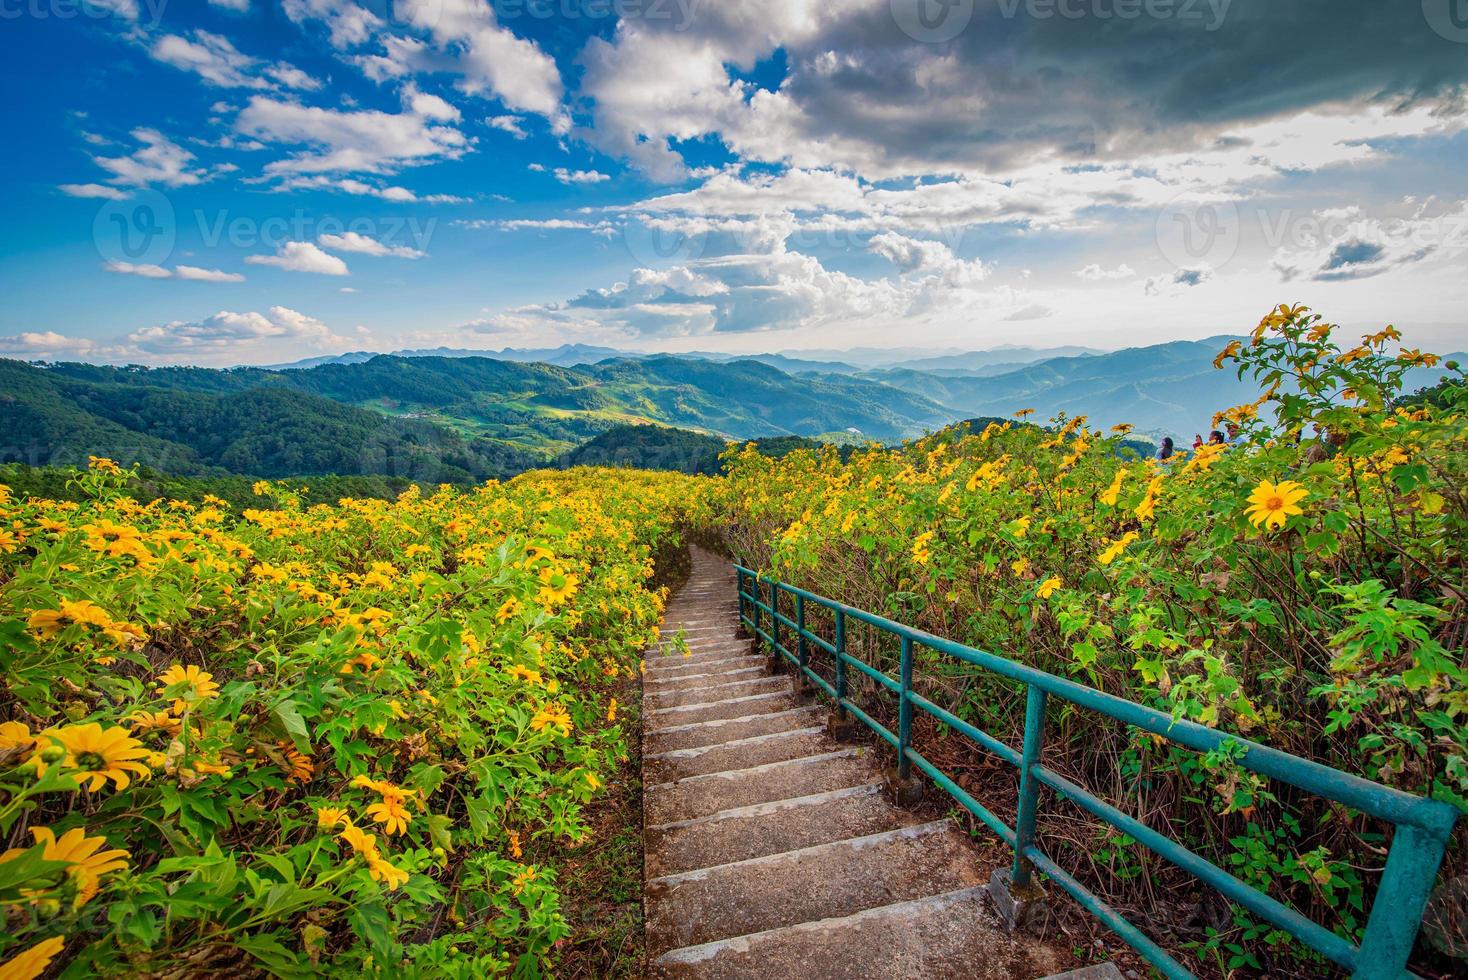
xmin=1 ymin=354 xmax=954 ymax=481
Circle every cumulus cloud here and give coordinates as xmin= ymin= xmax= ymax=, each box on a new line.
xmin=150 ymin=30 xmax=319 ymax=91
xmin=245 ymin=241 xmax=350 ymax=275
xmin=1145 ymin=266 xmax=1215 ymax=296
xmin=236 ymin=93 xmax=469 ymax=176
xmin=578 ymin=2 xmax=1468 ymax=183
xmin=126 ymin=306 xmax=346 ymax=356
xmin=208 ymin=0 xmax=250 ymax=10
xmin=92 ymin=128 xmax=209 ymax=188
xmin=317 ymin=231 xmax=424 ymax=258
xmin=0 ymin=331 xmax=120 ymax=360
xmin=1269 ymin=202 xmax=1465 ymax=283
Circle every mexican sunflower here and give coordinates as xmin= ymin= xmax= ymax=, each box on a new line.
xmin=44 ymin=724 xmax=151 ymax=791
xmin=1243 ymin=479 xmax=1309 ymax=530
xmin=0 ymin=936 xmax=65 ymax=980
xmin=1 ymin=827 xmax=130 ymax=908
xmin=156 ymin=664 xmax=221 ymax=712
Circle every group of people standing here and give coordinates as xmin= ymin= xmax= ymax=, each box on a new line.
xmin=1152 ymin=423 xmax=1246 ymax=462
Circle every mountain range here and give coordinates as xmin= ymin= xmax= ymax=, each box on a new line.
xmin=2 ymin=338 xmax=1456 ymax=484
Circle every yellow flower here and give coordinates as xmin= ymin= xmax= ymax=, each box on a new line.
xmin=1099 ymin=467 xmax=1127 ymax=507
xmin=507 ymin=665 xmax=543 ymax=685
xmin=911 ymin=530 xmax=934 ymax=566
xmin=1243 ymin=479 xmax=1309 ymax=530
xmin=0 ymin=936 xmax=66 ymax=980
xmin=536 ymin=567 xmax=579 ymax=605
xmin=316 ymin=806 xmax=350 ymax=830
xmin=584 ymin=770 xmax=602 ymax=791
xmin=365 ymin=853 xmax=409 ymax=891
xmin=1010 ymin=557 xmax=1030 ymax=575
xmin=606 ymin=698 xmax=618 ymax=722
xmin=3 ymin=826 xmax=130 ymax=908
xmin=530 ymin=704 xmax=573 ymax=738
xmin=1036 ymin=577 xmax=1062 ymax=599
xmin=0 ymin=721 xmax=36 ymax=757
xmin=26 ymin=599 xmax=112 ymax=641
xmin=511 ymin=865 xmax=538 ymax=895
xmin=44 ymin=724 xmax=151 ymax=792
xmin=339 ymin=824 xmax=379 ymax=857
xmin=1135 ymin=474 xmax=1164 ymax=522
xmin=124 ymin=710 xmax=181 ymax=737
xmin=366 ymin=795 xmax=413 ymax=836
xmin=496 ymin=597 xmax=521 ymax=622
xmin=156 ymin=664 xmax=221 ymax=712
xmin=1098 ymin=532 xmax=1139 ymax=566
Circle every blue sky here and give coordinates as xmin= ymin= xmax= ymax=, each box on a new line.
xmin=1 ymin=0 xmax=1465 ymax=366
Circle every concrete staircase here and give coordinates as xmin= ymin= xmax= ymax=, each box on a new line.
xmin=642 ymin=548 xmax=1069 ymax=979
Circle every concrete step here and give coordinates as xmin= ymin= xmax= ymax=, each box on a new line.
xmin=644 ymin=725 xmax=831 ymax=782
xmin=646 ymin=675 xmax=791 ymax=710
xmin=649 ymin=885 xmax=1065 ymax=979
xmin=645 ymin=649 xmax=757 ymax=673
xmin=644 ymin=749 xmax=873 ymax=824
xmin=647 ymin=782 xmax=909 ymax=876
xmin=646 ymin=690 xmax=802 ymax=729
xmin=647 ymin=639 xmax=750 ymax=660
xmin=645 ymin=821 xmax=982 ymax=956
xmin=644 ymin=663 xmax=764 ymax=690
xmin=644 ymin=705 xmax=826 ymax=754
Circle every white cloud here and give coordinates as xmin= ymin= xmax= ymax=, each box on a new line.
xmin=127 ymin=306 xmax=346 ymax=357
xmin=245 ymin=241 xmax=350 ymax=275
xmin=105 ymin=261 xmax=173 ymax=279
xmin=59 ymin=183 xmax=129 ymax=200
xmin=92 ymin=128 xmax=208 ymax=188
xmin=489 ymin=115 xmax=527 ymax=139
xmin=209 ymin=0 xmax=250 ymax=10
xmin=151 ymin=31 xmax=319 ymax=92
xmin=1145 ymin=266 xmax=1216 ymax=296
xmin=400 ymin=0 xmax=566 ymax=131
xmin=176 ymin=265 xmax=246 ymax=282
xmin=0 ymin=331 xmax=122 ymax=360
xmin=282 ymin=0 xmax=381 ymax=49
xmin=270 ymin=174 xmax=465 ymax=203
xmin=1077 ymin=263 xmax=1136 ymax=281
xmin=236 ymin=94 xmax=469 ymax=176
xmin=1269 ymin=201 xmax=1466 ymax=283
xmin=317 ymin=231 xmax=424 ymax=258
xmin=552 ymin=168 xmax=610 ymax=185
xmin=103 ymin=261 xmax=246 ymax=282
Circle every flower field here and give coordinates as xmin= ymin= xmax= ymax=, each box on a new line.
xmin=1 ymin=304 xmax=1462 ymax=977
xmin=0 ymin=465 xmax=707 ymax=977
xmin=716 ymin=307 xmax=1465 ymax=974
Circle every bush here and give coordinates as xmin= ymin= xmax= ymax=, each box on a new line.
xmin=711 ymin=305 xmax=1465 ymax=975
xmin=0 ymin=463 xmax=709 ymax=976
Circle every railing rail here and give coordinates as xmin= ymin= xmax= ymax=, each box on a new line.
xmin=733 ymin=564 xmax=1458 ymax=980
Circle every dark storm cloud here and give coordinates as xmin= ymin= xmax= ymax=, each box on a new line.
xmin=770 ymin=0 xmax=1468 ymax=174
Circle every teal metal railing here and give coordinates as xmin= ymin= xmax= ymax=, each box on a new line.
xmin=733 ymin=564 xmax=1458 ymax=980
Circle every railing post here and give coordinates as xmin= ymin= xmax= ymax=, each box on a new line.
xmin=897 ymin=636 xmax=914 ymax=780
xmin=1353 ymin=814 xmax=1453 ymax=979
xmin=795 ymin=593 xmax=808 ymax=675
xmin=750 ymin=572 xmax=760 ymax=644
xmin=834 ymin=608 xmax=848 ymax=717
xmin=769 ymin=579 xmax=780 ymax=667
xmin=1011 ymin=684 xmax=1048 ymax=888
